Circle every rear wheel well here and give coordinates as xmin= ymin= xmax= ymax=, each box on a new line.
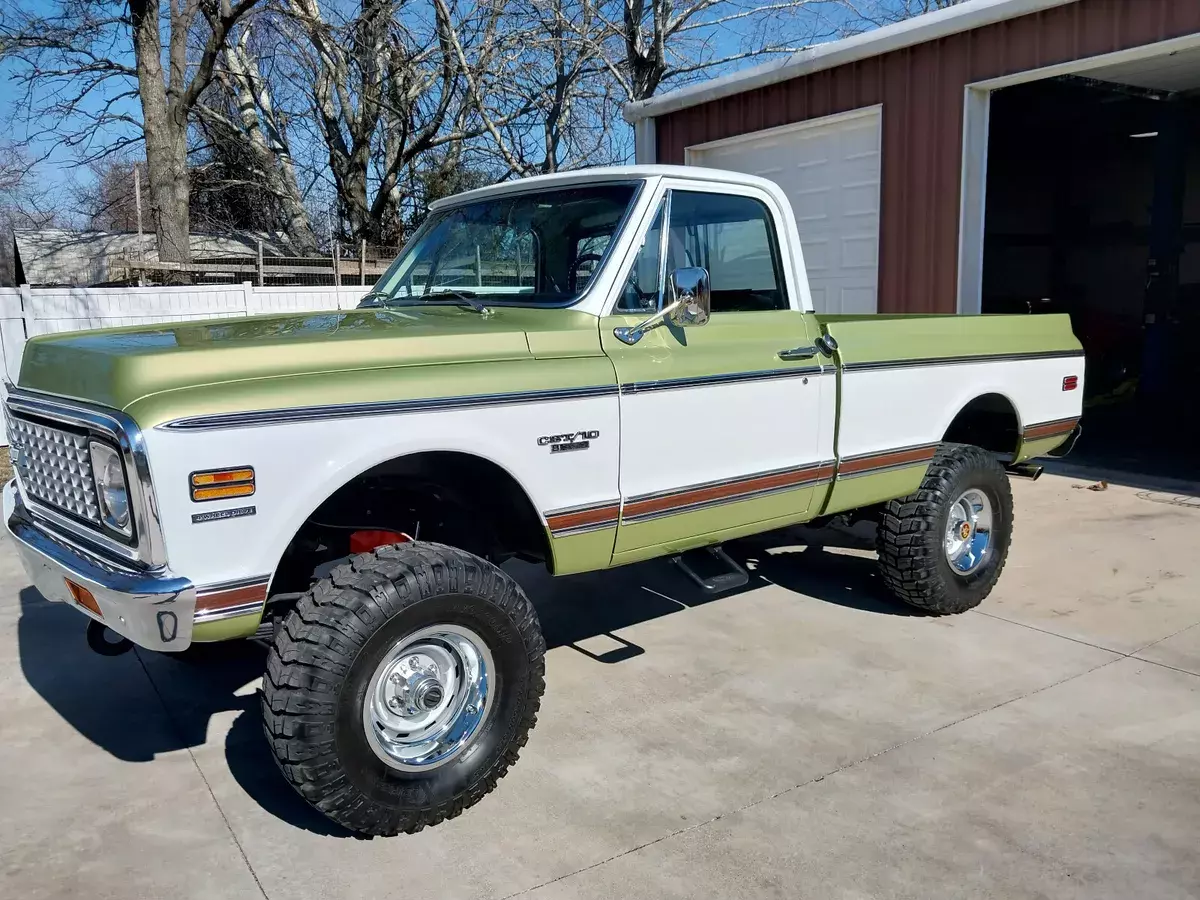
xmin=942 ymin=394 xmax=1020 ymax=458
xmin=268 ymin=452 xmax=549 ymax=598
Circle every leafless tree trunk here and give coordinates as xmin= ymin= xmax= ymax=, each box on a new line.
xmin=129 ymin=0 xmax=263 ymax=267
xmin=201 ymin=25 xmax=320 ymax=252
xmin=129 ymin=0 xmax=188 ymax=264
xmin=3 ymin=0 xmax=262 ymax=270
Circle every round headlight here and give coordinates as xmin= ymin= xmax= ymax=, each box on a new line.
xmin=89 ymin=441 xmax=131 ymax=535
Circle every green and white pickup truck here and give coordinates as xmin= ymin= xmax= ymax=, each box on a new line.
xmin=4 ymin=165 xmax=1083 ymax=835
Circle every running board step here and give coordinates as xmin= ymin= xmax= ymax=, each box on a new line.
xmin=672 ymin=546 xmax=750 ymax=594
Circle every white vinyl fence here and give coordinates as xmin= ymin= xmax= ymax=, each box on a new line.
xmin=0 ymin=282 xmax=368 ymax=445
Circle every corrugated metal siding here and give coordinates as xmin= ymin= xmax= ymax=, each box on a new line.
xmin=656 ymin=0 xmax=1200 ymax=313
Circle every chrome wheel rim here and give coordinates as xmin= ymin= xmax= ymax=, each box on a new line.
xmin=944 ymin=488 xmax=994 ymax=576
xmin=362 ymin=624 xmax=494 ymax=773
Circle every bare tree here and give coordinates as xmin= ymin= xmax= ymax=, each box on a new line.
xmin=197 ymin=18 xmax=320 ymax=251
xmin=128 ymin=0 xmax=264 ymax=265
xmin=599 ymin=0 xmax=824 ymax=103
xmin=2 ymin=0 xmax=949 ymax=275
xmin=0 ymin=145 xmax=61 ymax=285
xmin=0 ymin=146 xmax=33 ymax=197
xmin=279 ymin=0 xmax=503 ymax=244
xmin=75 ymin=159 xmax=150 ymax=233
xmin=464 ymin=0 xmax=627 ymax=177
xmin=832 ymin=0 xmax=966 ymax=32
xmin=3 ymin=0 xmax=264 ymax=269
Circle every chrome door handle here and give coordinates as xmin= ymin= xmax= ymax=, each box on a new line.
xmin=778 ymin=345 xmax=818 ymax=361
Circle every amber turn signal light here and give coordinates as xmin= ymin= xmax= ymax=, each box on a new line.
xmin=190 ymin=466 xmax=255 ymax=502
xmin=65 ymin=579 xmax=102 ymax=618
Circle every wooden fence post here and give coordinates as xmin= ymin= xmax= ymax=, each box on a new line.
xmin=257 ymin=239 xmax=264 ymax=287
xmin=360 ymin=239 xmax=366 ymax=285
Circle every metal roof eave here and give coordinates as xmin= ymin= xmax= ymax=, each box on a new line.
xmin=622 ymin=0 xmax=1080 ymax=123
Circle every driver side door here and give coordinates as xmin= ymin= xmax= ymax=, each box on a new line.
xmin=601 ymin=183 xmax=830 ymax=563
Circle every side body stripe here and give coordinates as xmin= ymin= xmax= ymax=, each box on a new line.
xmin=541 ymin=442 xmax=946 ymax=532
xmin=545 ymin=501 xmax=621 ymax=537
xmin=620 ymin=366 xmax=825 ymax=394
xmin=161 ymin=353 xmax=1082 ymax=431
xmin=621 ymin=461 xmax=836 ymax=524
xmin=162 ymin=385 xmax=620 ymax=431
xmin=837 ymin=443 xmax=940 ymax=479
xmin=1021 ymin=416 xmax=1079 ymax=440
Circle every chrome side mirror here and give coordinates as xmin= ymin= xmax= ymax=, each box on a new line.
xmin=614 ymin=266 xmax=711 ymax=345
xmin=666 ymin=266 xmax=710 ymax=328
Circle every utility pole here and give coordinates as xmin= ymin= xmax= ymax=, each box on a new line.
xmin=328 ymin=206 xmax=340 ymax=287
xmin=133 ymin=163 xmax=144 ymax=245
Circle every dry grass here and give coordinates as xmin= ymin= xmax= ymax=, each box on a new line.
xmin=0 ymin=455 xmax=13 ymax=483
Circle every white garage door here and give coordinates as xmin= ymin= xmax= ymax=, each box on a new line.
xmin=685 ymin=106 xmax=882 ymax=314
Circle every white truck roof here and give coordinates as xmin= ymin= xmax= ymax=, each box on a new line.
xmin=428 ymin=165 xmax=785 ymax=211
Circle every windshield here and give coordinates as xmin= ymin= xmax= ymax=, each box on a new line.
xmin=365 ymin=183 xmax=638 ymax=308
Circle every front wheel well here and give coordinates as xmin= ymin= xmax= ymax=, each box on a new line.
xmin=942 ymin=394 xmax=1021 ymax=458
xmin=268 ymin=452 xmax=550 ymax=597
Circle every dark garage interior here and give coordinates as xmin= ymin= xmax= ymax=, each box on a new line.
xmin=982 ymin=71 xmax=1200 ymax=481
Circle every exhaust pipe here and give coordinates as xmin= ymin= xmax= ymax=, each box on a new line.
xmin=1006 ymin=463 xmax=1044 ymax=481
xmin=86 ymin=620 xmax=134 ymax=656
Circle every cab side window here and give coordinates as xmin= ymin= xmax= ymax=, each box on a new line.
xmin=665 ymin=191 xmax=787 ymax=313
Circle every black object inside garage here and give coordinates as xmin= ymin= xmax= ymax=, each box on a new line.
xmin=982 ymin=76 xmax=1200 ymax=482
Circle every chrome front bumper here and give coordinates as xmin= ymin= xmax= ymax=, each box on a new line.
xmin=4 ymin=481 xmax=197 ymax=651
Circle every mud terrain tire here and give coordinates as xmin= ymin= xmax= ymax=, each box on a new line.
xmin=876 ymin=443 xmax=1013 ymax=615
xmin=262 ymin=542 xmax=545 ymax=836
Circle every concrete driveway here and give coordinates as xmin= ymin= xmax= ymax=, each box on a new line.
xmin=1 ymin=474 xmax=1198 ymax=900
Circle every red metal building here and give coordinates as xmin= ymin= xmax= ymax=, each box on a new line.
xmin=626 ymin=0 xmax=1200 ymax=316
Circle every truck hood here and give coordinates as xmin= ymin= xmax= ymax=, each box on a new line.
xmin=16 ymin=305 xmax=604 ymax=415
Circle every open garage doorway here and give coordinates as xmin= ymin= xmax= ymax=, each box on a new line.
xmin=979 ymin=52 xmax=1200 ymax=482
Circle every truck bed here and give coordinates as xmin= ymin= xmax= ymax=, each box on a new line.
xmin=812 ymin=312 xmax=1084 ymax=517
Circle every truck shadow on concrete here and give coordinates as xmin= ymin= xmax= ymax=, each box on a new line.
xmin=530 ymin=521 xmax=918 ymax=664
xmin=15 ymin=523 xmax=913 ymax=837
xmin=15 ymin=585 xmax=351 ymax=835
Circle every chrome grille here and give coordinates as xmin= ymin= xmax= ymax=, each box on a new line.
xmin=7 ymin=415 xmax=101 ymax=524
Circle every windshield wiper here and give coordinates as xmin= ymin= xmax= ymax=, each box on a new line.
xmin=418 ymin=290 xmax=490 ymax=315
xmin=363 ymin=287 xmax=490 ymax=315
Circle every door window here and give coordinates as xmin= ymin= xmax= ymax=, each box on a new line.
xmin=665 ymin=191 xmax=787 ymax=312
